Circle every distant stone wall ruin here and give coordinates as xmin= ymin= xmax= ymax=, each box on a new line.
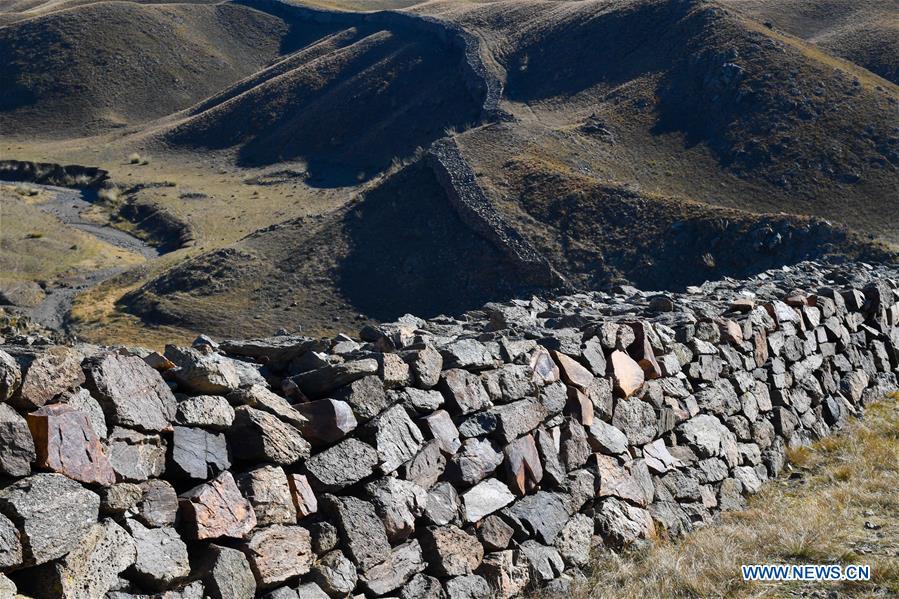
xmin=0 ymin=260 xmax=897 ymax=598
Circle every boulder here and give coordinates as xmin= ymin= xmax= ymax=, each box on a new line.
xmin=611 ymin=398 xmax=657 ymax=445
xmin=594 ymin=497 xmax=655 ymax=547
xmin=174 ymin=395 xmax=235 ymax=430
xmin=324 ymin=495 xmax=391 ymax=571
xmin=490 ymin=398 xmax=548 ymax=444
xmin=311 ymin=549 xmax=357 ymax=597
xmin=550 ymin=351 xmax=594 ymax=390
xmin=554 ymin=513 xmax=592 ymax=567
xmin=401 ymin=574 xmax=447 ymax=599
xmin=169 ymin=425 xmax=230 ymax=481
xmin=0 ymin=349 xmax=21 ymax=402
xmin=12 ymin=346 xmax=85 ymax=410
xmin=294 ymin=399 xmax=357 ymax=444
xmin=480 ymin=550 xmax=531 ymax=599
xmin=0 ymin=512 xmax=22 ymax=569
xmin=501 ymin=491 xmax=570 ymax=545
xmin=401 ymin=439 xmax=447 ymax=489
xmin=55 ymin=387 xmax=108 ymax=438
xmin=478 ymin=514 xmax=514 ymax=551
xmin=106 ymin=427 xmax=166 ymax=482
xmin=461 ymin=478 xmax=515 ymax=523
xmin=240 ymin=525 xmax=313 ymax=588
xmin=420 ymin=525 xmax=484 ymax=577
xmin=198 ymin=544 xmax=257 ymax=599
xmin=136 ymin=479 xmax=178 ymax=527
xmin=586 ymin=420 xmax=628 ymax=455
xmin=165 ymin=346 xmax=241 ymax=394
xmin=439 ymin=369 xmax=491 ymax=415
xmin=425 ymin=482 xmax=459 ymax=526
xmin=609 ymin=350 xmax=644 ymax=398
xmin=444 ymin=574 xmax=491 ymax=599
xmin=0 ymin=403 xmax=35 ymax=477
xmin=407 ymin=346 xmax=443 ymax=389
xmin=288 ymin=473 xmax=318 ymax=518
xmin=331 ymin=375 xmax=389 ymax=421
xmin=420 ymin=410 xmax=462 ymax=455
xmin=0 ymin=473 xmax=99 ymax=565
xmin=305 ymin=438 xmax=378 ymax=491
xmin=292 ymin=359 xmax=379 ymax=398
xmin=84 ymin=353 xmax=176 ymax=432
xmin=440 ymin=339 xmax=494 ymax=370
xmin=126 ymin=519 xmax=190 ymax=590
xmin=529 ymin=346 xmax=560 ymax=386
xmin=236 ymin=466 xmax=297 ymax=526
xmin=503 ymin=434 xmax=543 ymax=495
xmin=179 ymin=471 xmax=257 ymax=540
xmin=445 ymin=438 xmax=503 ymax=486
xmin=38 ymin=518 xmax=135 ymax=599
xmin=518 ymin=541 xmax=564 ymax=583
xmin=228 ymin=406 xmax=310 ymax=465
xmin=366 ymin=404 xmax=424 ymax=474
xmin=366 ymin=477 xmax=427 ymax=541
xmin=360 ymin=539 xmax=426 ymax=595
xmin=227 ymin=385 xmax=309 ymax=429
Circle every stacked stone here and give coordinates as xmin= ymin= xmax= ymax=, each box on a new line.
xmin=0 ymin=260 xmax=896 ymax=598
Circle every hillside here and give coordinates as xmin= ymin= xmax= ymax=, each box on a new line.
xmin=0 ymin=0 xmax=896 ymax=344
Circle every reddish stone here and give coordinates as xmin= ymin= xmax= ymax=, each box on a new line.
xmin=549 ymin=351 xmax=594 ymax=390
xmin=288 ymin=473 xmax=318 ymax=518
xmin=610 ymin=350 xmax=644 ymax=398
xmin=180 ymin=472 xmax=257 ymax=540
xmin=503 ymin=435 xmax=543 ymax=496
xmin=27 ymin=404 xmax=115 ymax=486
xmin=565 ymin=387 xmax=594 ymax=426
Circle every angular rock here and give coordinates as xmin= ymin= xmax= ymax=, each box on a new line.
xmin=106 ymin=427 xmax=166 ymax=482
xmin=360 ymin=539 xmax=426 ymax=595
xmin=169 ymin=425 xmax=230 ymax=481
xmin=586 ymin=419 xmax=628 ymax=455
xmin=642 ymin=439 xmax=684 ymax=474
xmin=0 ymin=512 xmax=22 ymax=569
xmin=0 ymin=349 xmax=21 ymax=402
xmin=198 ymin=544 xmax=257 ymax=599
xmin=441 ymin=339 xmax=494 ymax=370
xmin=56 ymin=387 xmax=108 ymax=438
xmin=402 ymin=439 xmax=447 ymax=489
xmin=503 ymin=434 xmax=543 ymax=495
xmin=294 ymin=398 xmax=357 ymax=444
xmin=518 ymin=541 xmax=564 ymax=583
xmin=502 ymin=491 xmax=570 ymax=545
xmin=565 ymin=387 xmax=594 ymax=426
xmin=480 ymin=550 xmax=531 ymax=599
xmin=462 ymin=478 xmax=515 ymax=523
xmin=491 ymin=398 xmax=548 ymax=444
xmin=121 ymin=481 xmax=172 ymax=531
xmin=293 ymin=359 xmax=379 ymax=398
xmin=554 ymin=513 xmax=593 ymax=567
xmin=444 ymin=574 xmax=491 ymax=599
xmin=39 ymin=518 xmax=135 ymax=599
xmin=288 ymin=473 xmax=318 ymax=518
xmin=13 ymin=346 xmax=85 ymax=410
xmin=166 ymin=345 xmax=241 ymax=394
xmin=236 ymin=466 xmax=297 ymax=526
xmin=529 ymin=346 xmax=560 ymax=386
xmin=440 ymin=369 xmax=491 ymax=415
xmin=401 ymin=574 xmax=447 ymax=599
xmin=126 ymin=519 xmax=190 ymax=590
xmin=0 ymin=403 xmax=35 ymax=477
xmin=420 ymin=409 xmax=462 ymax=455
xmin=478 ymin=514 xmax=514 ymax=551
xmin=179 ymin=471 xmax=257 ymax=540
xmin=174 ymin=395 xmax=235 ymax=430
xmin=611 ymin=398 xmax=657 ymax=445
xmin=366 ymin=404 xmax=424 ymax=474
xmin=0 ymin=473 xmax=99 ymax=566
xmin=324 ymin=495 xmax=390 ymax=571
xmin=227 ymin=385 xmax=309 ymax=429
xmin=297 ymin=583 xmax=330 ymax=599
xmin=551 ymin=350 xmax=594 ymax=390
xmin=311 ymin=549 xmax=357 ymax=597
xmin=228 ymin=406 xmax=310 ymax=465
xmin=610 ymin=350 xmax=644 ymax=398
xmin=331 ymin=375 xmax=389 ymax=422
xmin=399 ymin=387 xmax=445 ymax=412
xmin=559 ymin=418 xmax=591 ymax=471
xmin=446 ymin=438 xmax=503 ymax=486
xmin=595 ymin=497 xmax=655 ymax=547
xmin=408 ymin=346 xmax=443 ymax=389
xmin=240 ymin=525 xmax=313 ymax=589
xmin=305 ymin=438 xmax=378 ymax=491
xmin=84 ymin=353 xmax=176 ymax=432
xmin=367 ymin=477 xmax=427 ymax=542
xmin=425 ymin=482 xmax=459 ymax=526
xmin=420 ymin=525 xmax=484 ymax=576
xmin=593 ymin=454 xmax=647 ymax=506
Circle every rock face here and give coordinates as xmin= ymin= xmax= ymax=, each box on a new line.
xmin=84 ymin=353 xmax=176 ymax=432
xmin=0 ymin=260 xmax=894 ymax=597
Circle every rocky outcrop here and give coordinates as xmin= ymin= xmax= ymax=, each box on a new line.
xmin=0 ymin=260 xmax=896 ymax=596
xmin=0 ymin=160 xmax=109 ymax=189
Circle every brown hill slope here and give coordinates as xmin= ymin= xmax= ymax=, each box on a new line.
xmin=727 ymin=0 xmax=899 ymax=85
xmin=0 ymin=1 xmax=322 ymax=136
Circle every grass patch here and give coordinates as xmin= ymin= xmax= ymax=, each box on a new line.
xmin=555 ymin=394 xmax=899 ymax=598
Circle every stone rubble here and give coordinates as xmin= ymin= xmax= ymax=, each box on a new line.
xmin=0 ymin=259 xmax=896 ymax=597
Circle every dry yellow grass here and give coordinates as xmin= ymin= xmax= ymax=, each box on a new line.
xmin=554 ymin=394 xmax=899 ymax=599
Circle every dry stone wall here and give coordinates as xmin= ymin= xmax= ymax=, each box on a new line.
xmin=0 ymin=260 xmax=898 ymax=598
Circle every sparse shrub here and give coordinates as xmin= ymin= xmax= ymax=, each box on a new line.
xmin=97 ymin=186 xmax=120 ymax=203
xmin=129 ymin=153 xmax=142 ymax=164
xmin=25 ymin=232 xmax=43 ymax=239
xmin=14 ymin=185 xmax=38 ymax=197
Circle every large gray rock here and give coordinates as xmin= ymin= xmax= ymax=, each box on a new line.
xmin=402 ymin=439 xmax=447 ymax=489
xmin=490 ymin=398 xmax=548 ymax=444
xmin=420 ymin=525 xmax=484 ymax=577
xmin=439 ymin=369 xmax=491 ymax=415
xmin=126 ymin=519 xmax=190 ymax=590
xmin=462 ymin=478 xmax=515 ymax=523
xmin=586 ymin=419 xmax=628 ymax=455
xmin=366 ymin=477 xmax=427 ymax=541
xmin=440 ymin=339 xmax=494 ymax=370
xmin=360 ymin=539 xmax=426 ymax=595
xmin=38 ymin=518 xmax=135 ymax=599
xmin=174 ymin=395 xmax=235 ymax=430
xmin=595 ymin=497 xmax=655 ymax=547
xmin=305 ymin=438 xmax=378 ymax=491
xmin=240 ymin=525 xmax=313 ymax=589
xmin=554 ymin=513 xmax=593 ymax=567
xmin=311 ymin=549 xmax=357 ymax=597
xmin=236 ymin=465 xmax=297 ymax=526
xmin=444 ymin=574 xmax=491 ymax=599
xmin=424 ymin=482 xmax=459 ymax=526
xmin=84 ymin=353 xmax=176 ymax=432
xmin=198 ymin=544 xmax=257 ymax=599
xmin=420 ymin=409 xmax=461 ymax=455
xmin=331 ymin=375 xmax=389 ymax=421
xmin=407 ymin=346 xmax=443 ymax=389
xmin=228 ymin=406 xmax=310 ymax=465
xmin=502 ymin=491 xmax=571 ymax=545
xmin=445 ymin=438 xmax=503 ymax=486
xmin=518 ymin=541 xmax=565 ymax=583
xmin=0 ymin=349 xmax=21 ymax=402
xmin=366 ymin=404 xmax=424 ymax=474
xmin=169 ymin=425 xmax=230 ymax=481
xmin=292 ymin=359 xmax=379 ymax=398
xmin=227 ymin=385 xmax=309 ymax=429
xmin=611 ymin=397 xmax=657 ymax=445
xmin=0 ymin=512 xmax=22 ymax=569
xmin=27 ymin=402 xmax=115 ymax=486
xmin=106 ymin=427 xmax=166 ymax=482
xmin=11 ymin=345 xmax=85 ymax=410
xmin=401 ymin=574 xmax=447 ymax=599
xmin=324 ymin=495 xmax=391 ymax=571
xmin=0 ymin=403 xmax=35 ymax=476
xmin=56 ymin=387 xmax=109 ymax=438
xmin=294 ymin=398 xmax=358 ymax=444
xmin=0 ymin=473 xmax=99 ymax=565
xmin=165 ymin=346 xmax=241 ymax=394
xmin=136 ymin=479 xmax=178 ymax=528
